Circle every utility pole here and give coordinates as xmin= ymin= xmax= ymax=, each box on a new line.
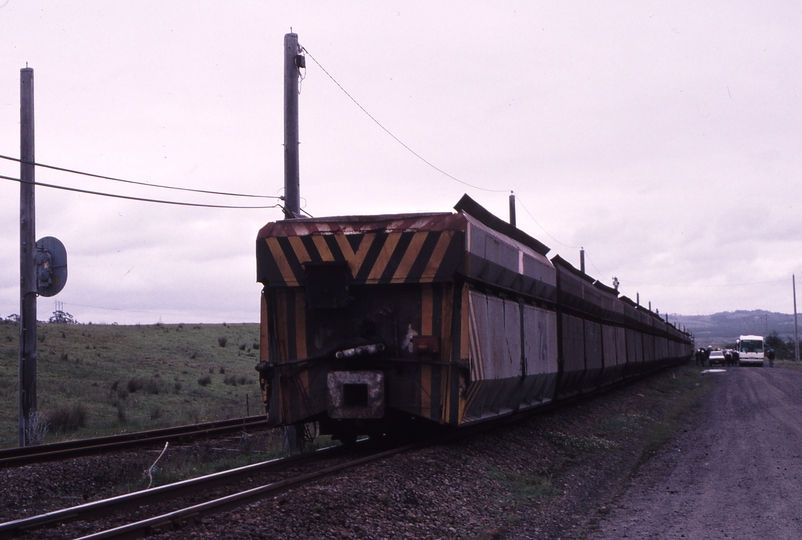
xmin=508 ymin=192 xmax=516 ymax=227
xmin=794 ymin=274 xmax=799 ymax=361
xmin=283 ymin=32 xmax=302 ymax=219
xmin=19 ymin=67 xmax=36 ymax=446
xmin=579 ymin=248 xmax=585 ymax=274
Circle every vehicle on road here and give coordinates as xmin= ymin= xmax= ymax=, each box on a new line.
xmin=737 ymin=335 xmax=764 ymax=367
xmin=708 ymin=349 xmax=726 ymax=366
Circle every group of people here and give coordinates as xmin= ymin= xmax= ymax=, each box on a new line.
xmin=694 ymin=347 xmax=740 ymax=366
xmin=694 ymin=346 xmax=777 ymax=367
xmin=694 ymin=348 xmax=709 ymax=366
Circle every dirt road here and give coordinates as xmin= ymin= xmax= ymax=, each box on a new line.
xmin=586 ymin=365 xmax=802 ymax=539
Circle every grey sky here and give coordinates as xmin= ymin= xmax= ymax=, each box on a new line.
xmin=1 ymin=2 xmax=800 ymax=324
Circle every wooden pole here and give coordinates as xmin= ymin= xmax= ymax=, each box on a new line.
xmin=794 ymin=274 xmax=799 ymax=361
xmin=283 ymin=33 xmax=301 ymax=219
xmin=19 ymin=67 xmax=37 ymax=447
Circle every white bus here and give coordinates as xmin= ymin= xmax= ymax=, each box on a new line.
xmin=737 ymin=335 xmax=765 ymax=366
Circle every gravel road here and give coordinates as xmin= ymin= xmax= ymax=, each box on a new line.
xmin=587 ymin=365 xmax=802 ymax=540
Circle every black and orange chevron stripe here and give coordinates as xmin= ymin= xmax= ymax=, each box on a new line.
xmin=257 ymin=229 xmax=465 ymax=287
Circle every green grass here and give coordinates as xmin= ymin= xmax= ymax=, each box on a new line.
xmin=0 ymin=319 xmax=263 ymax=449
xmin=483 ymin=463 xmax=557 ymax=514
xmin=636 ymin=364 xmax=709 ymax=463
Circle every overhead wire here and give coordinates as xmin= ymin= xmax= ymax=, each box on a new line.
xmin=0 ymin=174 xmax=280 ymax=209
xmin=515 ymin=195 xmax=580 ymax=250
xmin=0 ymin=154 xmax=279 ymax=200
xmin=301 ymin=46 xmax=508 ymax=194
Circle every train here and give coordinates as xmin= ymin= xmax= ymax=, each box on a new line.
xmin=254 ymin=195 xmax=693 ymax=443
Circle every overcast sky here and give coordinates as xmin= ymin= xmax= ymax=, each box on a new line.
xmin=1 ymin=1 xmax=801 ymax=325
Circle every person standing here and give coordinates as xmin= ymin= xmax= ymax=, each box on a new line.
xmin=768 ymin=348 xmax=775 ymax=368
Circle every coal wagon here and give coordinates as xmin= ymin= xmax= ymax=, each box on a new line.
xmin=255 ymin=195 xmax=692 ymax=442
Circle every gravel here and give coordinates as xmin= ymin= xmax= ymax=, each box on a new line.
xmin=1 ymin=365 xmax=701 ymax=539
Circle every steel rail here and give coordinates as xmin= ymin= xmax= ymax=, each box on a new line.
xmin=75 ymin=441 xmax=422 ymax=540
xmin=0 ymin=442 xmax=353 ymax=539
xmin=0 ymin=415 xmax=271 ymax=468
xmin=1 ymin=366 xmax=686 ymax=539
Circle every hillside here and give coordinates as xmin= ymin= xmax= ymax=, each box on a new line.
xmin=671 ymin=310 xmax=798 ymax=348
xmin=0 ymin=320 xmax=262 ymax=449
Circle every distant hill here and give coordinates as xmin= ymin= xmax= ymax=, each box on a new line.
xmin=671 ymin=310 xmax=798 ymax=347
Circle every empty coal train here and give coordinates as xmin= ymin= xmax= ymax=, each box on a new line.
xmin=255 ymin=195 xmax=693 ymax=443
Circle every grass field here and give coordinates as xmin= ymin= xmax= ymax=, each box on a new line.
xmin=0 ymin=319 xmax=263 ymax=449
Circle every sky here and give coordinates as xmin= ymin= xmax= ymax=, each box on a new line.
xmin=1 ymin=1 xmax=801 ymax=325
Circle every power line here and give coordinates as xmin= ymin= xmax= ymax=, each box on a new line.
xmin=301 ymin=47 xmax=508 ymax=194
xmin=515 ymin=196 xmax=580 ymax=250
xmin=0 ymin=154 xmax=279 ymax=200
xmin=0 ymin=174 xmax=280 ymax=209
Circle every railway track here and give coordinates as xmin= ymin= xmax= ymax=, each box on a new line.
xmin=0 ymin=436 xmax=422 ymax=539
xmin=0 ymin=415 xmax=271 ymax=468
xmin=0 ymin=368 xmax=685 ymax=538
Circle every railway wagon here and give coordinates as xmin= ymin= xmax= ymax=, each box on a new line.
xmin=255 ymin=195 xmax=692 ymax=441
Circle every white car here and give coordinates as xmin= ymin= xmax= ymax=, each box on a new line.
xmin=708 ymin=350 xmax=726 ymax=366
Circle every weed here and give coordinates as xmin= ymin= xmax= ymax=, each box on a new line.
xmin=546 ymin=432 xmax=618 ymax=454
xmin=483 ymin=464 xmax=557 ymax=509
xmin=143 ymin=378 xmax=166 ymax=395
xmin=595 ymin=413 xmax=645 ymax=439
xmin=25 ymin=412 xmax=48 ymax=445
xmin=45 ymin=403 xmax=88 ymax=432
xmin=127 ymin=377 xmax=145 ymax=393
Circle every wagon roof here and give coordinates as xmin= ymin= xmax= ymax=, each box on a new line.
xmin=551 ymin=255 xmax=595 ymax=284
xmin=257 ymin=194 xmax=551 ymax=257
xmin=257 ymin=212 xmax=464 ymax=238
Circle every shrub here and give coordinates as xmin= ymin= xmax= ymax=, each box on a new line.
xmin=143 ymin=378 xmax=164 ymax=395
xmin=127 ymin=377 xmax=145 ymax=393
xmin=25 ymin=412 xmax=48 ymax=445
xmin=45 ymin=403 xmax=88 ymax=432
xmin=197 ymin=375 xmax=212 ymax=386
xmin=252 ymin=342 xmax=260 ymax=350
xmin=239 ymin=342 xmax=247 ymax=351
xmin=218 ymin=336 xmax=228 ymax=347
xmin=219 ymin=365 xmax=226 ymax=374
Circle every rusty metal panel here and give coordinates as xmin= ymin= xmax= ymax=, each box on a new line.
xmin=461 ymin=211 xmax=556 ymax=302
xmin=412 ymin=335 xmax=440 ymax=354
xmin=643 ymin=334 xmax=654 ymax=364
xmin=327 ymin=371 xmax=385 ymax=419
xmin=523 ymin=305 xmax=557 ymax=376
xmin=602 ymin=325 xmax=617 ymax=367
xmin=467 ymin=291 xmax=521 ymax=380
xmin=561 ymin=313 xmax=585 ymax=373
xmin=615 ymin=327 xmax=627 ymax=366
xmin=584 ymin=320 xmax=602 ymax=371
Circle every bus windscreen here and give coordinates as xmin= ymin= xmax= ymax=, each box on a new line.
xmin=740 ymin=340 xmax=763 ymax=353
